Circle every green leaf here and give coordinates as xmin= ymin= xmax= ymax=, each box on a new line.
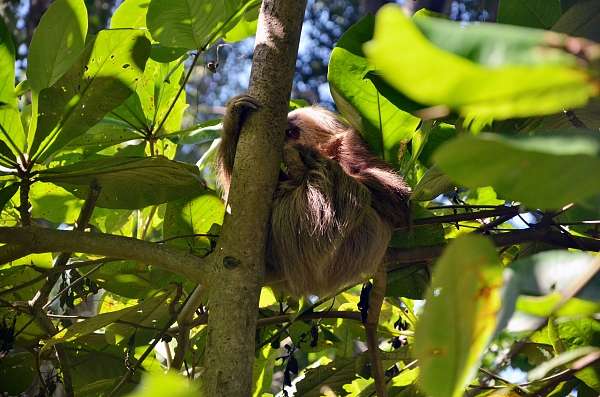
xmin=511 ymin=250 xmax=600 ymax=316
xmin=497 ymin=0 xmax=562 ymax=29
xmin=165 ymin=120 xmax=222 ymax=145
xmin=386 ymin=265 xmax=430 ymax=300
xmin=364 ymin=5 xmax=598 ymax=122
xmin=0 ymin=18 xmax=25 ymax=157
xmin=0 ymin=183 xmax=18 ymax=213
xmin=553 ymin=0 xmax=600 ymax=42
xmin=61 ymin=117 xmax=143 ymax=157
xmin=29 ymin=182 xmax=83 ymax=224
xmin=415 ymin=235 xmax=503 ymax=397
xmin=30 ymin=29 xmax=151 ymax=162
xmin=415 ymin=123 xmax=457 ymax=167
xmin=111 ymin=0 xmax=188 ymax=63
xmin=391 ymin=206 xmax=445 ymax=249
xmin=147 ymin=0 xmax=257 ymax=50
xmin=411 ymin=166 xmax=454 ymax=201
xmin=555 ymin=193 xmax=600 ymax=238
xmin=528 ymin=346 xmax=599 ymax=381
xmin=81 ymin=260 xmax=158 ymax=299
xmin=163 ymin=193 xmax=224 ymax=255
xmin=433 ymin=132 xmax=600 ymax=209
xmin=328 ymin=15 xmax=420 ymax=166
xmin=511 ymin=251 xmax=599 ymax=299
xmin=110 ymin=0 xmax=149 ymax=29
xmin=124 ymin=372 xmax=200 ymax=397
xmin=0 ymin=352 xmax=35 ymax=395
xmin=224 ymin=2 xmax=259 ymax=42
xmin=0 ymin=352 xmax=37 ymax=396
xmin=27 ymin=0 xmax=88 ymax=92
xmin=252 ymin=345 xmax=276 ymax=397
xmin=112 ymin=57 xmax=186 ymax=134
xmin=295 ymin=354 xmax=370 ymax=397
xmin=43 ymin=293 xmax=169 ymax=350
xmin=0 ymin=266 xmax=47 ymax=303
xmin=37 ymin=156 xmax=206 ymax=209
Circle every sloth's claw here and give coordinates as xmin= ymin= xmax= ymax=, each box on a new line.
xmin=229 ymin=94 xmax=260 ymax=112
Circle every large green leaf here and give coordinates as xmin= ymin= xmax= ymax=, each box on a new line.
xmin=82 ymin=260 xmax=157 ymax=299
xmin=224 ymin=1 xmax=260 ymax=42
xmin=146 ymin=0 xmax=257 ymax=50
xmin=163 ymin=193 xmax=224 ymax=255
xmin=532 ymin=317 xmax=600 ymax=391
xmin=110 ymin=0 xmax=149 ymax=29
xmin=497 ymin=0 xmax=562 ymax=29
xmin=27 ymin=0 xmax=88 ymax=93
xmin=295 ymin=354 xmax=370 ymax=397
xmin=0 ymin=18 xmax=25 ymax=158
xmin=0 ymin=183 xmax=19 ymax=214
xmin=328 ymin=15 xmax=420 ymax=166
xmin=553 ymin=0 xmax=600 ymax=42
xmin=112 ymin=57 xmax=186 ymax=134
xmin=124 ymin=372 xmax=199 ymax=397
xmin=30 ymin=29 xmax=151 ymax=162
xmin=43 ymin=293 xmax=169 ymax=350
xmin=415 ymin=235 xmax=503 ymax=397
xmin=37 ymin=156 xmax=206 ymax=209
xmin=364 ymin=5 xmax=598 ymax=122
xmin=61 ymin=117 xmax=143 ymax=158
xmin=110 ymin=0 xmax=188 ymax=64
xmin=433 ymin=132 xmax=600 ymax=209
xmin=0 ymin=352 xmax=35 ymax=395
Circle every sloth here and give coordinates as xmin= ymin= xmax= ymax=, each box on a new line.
xmin=218 ymin=95 xmax=410 ymax=296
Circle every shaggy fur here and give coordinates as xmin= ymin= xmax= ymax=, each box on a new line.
xmin=218 ymin=96 xmax=410 ymax=296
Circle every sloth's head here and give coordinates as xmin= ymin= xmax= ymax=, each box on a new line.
xmin=285 ymin=107 xmax=351 ymax=153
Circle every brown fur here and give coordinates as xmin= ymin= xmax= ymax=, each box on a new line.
xmin=218 ymin=96 xmax=410 ymax=296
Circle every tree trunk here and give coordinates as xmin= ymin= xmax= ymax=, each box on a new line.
xmin=202 ymin=1 xmax=307 ymax=396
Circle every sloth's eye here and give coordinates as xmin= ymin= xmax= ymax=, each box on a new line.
xmin=285 ymin=126 xmax=300 ymax=139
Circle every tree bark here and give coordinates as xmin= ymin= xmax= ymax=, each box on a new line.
xmin=202 ymin=1 xmax=307 ymax=396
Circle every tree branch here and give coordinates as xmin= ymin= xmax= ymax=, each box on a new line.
xmin=385 ymin=228 xmax=600 ymax=266
xmin=0 ymin=227 xmax=206 ymax=283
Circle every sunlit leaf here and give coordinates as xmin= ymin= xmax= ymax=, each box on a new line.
xmin=27 ymin=0 xmax=88 ymax=92
xmin=43 ymin=293 xmax=169 ymax=350
xmin=295 ymin=354 xmax=369 ymax=397
xmin=60 ymin=117 xmax=143 ymax=158
xmin=147 ymin=0 xmax=258 ymax=50
xmin=30 ymin=29 xmax=151 ymax=162
xmin=0 ymin=18 xmax=25 ymax=157
xmin=0 ymin=183 xmax=18 ymax=214
xmin=415 ymin=235 xmax=503 ymax=397
xmin=163 ymin=192 xmax=224 ymax=255
xmin=364 ymin=5 xmax=598 ymax=122
xmin=124 ymin=372 xmax=199 ymax=397
xmin=110 ymin=0 xmax=149 ymax=29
